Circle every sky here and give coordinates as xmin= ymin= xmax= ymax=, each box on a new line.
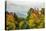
xmin=7 ymin=0 xmax=45 ymax=8
xmin=6 ymin=0 xmax=45 ymax=18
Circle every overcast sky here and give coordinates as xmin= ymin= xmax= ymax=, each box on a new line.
xmin=6 ymin=0 xmax=45 ymax=18
xmin=7 ymin=0 xmax=45 ymax=8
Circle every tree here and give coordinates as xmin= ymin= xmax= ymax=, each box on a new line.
xmin=6 ymin=12 xmax=16 ymax=30
xmin=27 ymin=8 xmax=45 ymax=28
xmin=40 ymin=8 xmax=45 ymax=15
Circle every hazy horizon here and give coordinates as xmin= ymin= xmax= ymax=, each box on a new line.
xmin=6 ymin=1 xmax=45 ymax=18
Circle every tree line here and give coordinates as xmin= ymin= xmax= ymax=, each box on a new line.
xmin=5 ymin=8 xmax=45 ymax=30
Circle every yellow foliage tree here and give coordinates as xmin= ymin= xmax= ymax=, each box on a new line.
xmin=6 ymin=13 xmax=16 ymax=30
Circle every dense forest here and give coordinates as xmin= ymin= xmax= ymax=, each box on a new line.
xmin=5 ymin=8 xmax=45 ymax=30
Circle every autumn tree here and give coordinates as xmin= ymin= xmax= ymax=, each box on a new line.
xmin=27 ymin=8 xmax=45 ymax=28
xmin=6 ymin=11 xmax=16 ymax=30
